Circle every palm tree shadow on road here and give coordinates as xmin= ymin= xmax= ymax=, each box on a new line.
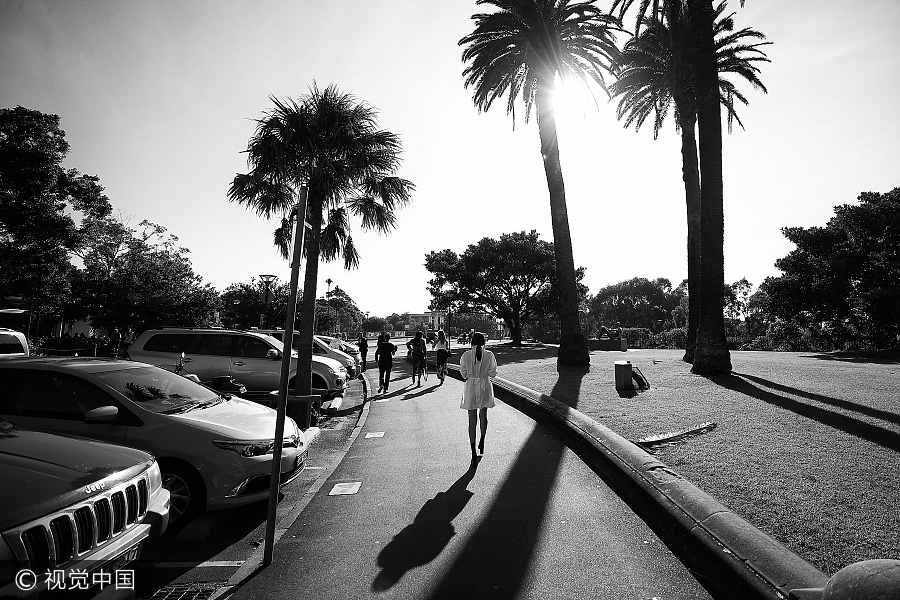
xmin=425 ymin=365 xmax=588 ymax=599
xmin=372 ymin=466 xmax=479 ymax=591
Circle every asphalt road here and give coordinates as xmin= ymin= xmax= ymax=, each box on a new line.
xmin=224 ymin=360 xmax=713 ymax=600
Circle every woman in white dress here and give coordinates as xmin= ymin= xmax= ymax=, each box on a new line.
xmin=459 ymin=332 xmax=497 ymax=463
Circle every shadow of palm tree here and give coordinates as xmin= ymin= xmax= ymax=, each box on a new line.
xmin=806 ymin=350 xmax=900 ymax=365
xmin=425 ymin=364 xmax=588 ymax=599
xmin=734 ymin=372 xmax=900 ymax=426
xmin=372 ymin=466 xmax=478 ymax=592
xmin=712 ymin=374 xmax=900 ymax=452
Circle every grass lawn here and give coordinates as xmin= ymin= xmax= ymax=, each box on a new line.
xmin=475 ymin=344 xmax=900 ymax=575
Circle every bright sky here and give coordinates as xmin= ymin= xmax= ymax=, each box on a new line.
xmin=2 ymin=1 xmax=898 ymax=318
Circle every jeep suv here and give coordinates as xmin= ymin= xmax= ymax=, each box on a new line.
xmin=0 ymin=421 xmax=169 ymax=597
xmin=126 ymin=328 xmax=346 ymax=399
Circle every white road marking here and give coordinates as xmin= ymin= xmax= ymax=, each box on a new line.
xmin=329 ymin=481 xmax=362 ymax=495
xmin=365 ymin=432 xmax=385 ymax=438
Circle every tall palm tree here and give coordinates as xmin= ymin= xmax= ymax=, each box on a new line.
xmin=229 ymin=84 xmax=414 ymax=394
xmin=613 ymin=0 xmax=755 ymax=374
xmin=610 ymin=0 xmax=769 ymax=363
xmin=459 ymin=0 xmax=621 ymax=367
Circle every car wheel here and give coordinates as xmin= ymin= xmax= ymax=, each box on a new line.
xmin=159 ymin=461 xmax=205 ymax=527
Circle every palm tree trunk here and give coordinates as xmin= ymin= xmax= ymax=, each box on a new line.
xmin=679 ymin=112 xmax=701 ymax=363
xmin=535 ymin=77 xmax=590 ymax=367
xmin=294 ymin=195 xmax=325 ymax=396
xmin=689 ymin=0 xmax=731 ymax=375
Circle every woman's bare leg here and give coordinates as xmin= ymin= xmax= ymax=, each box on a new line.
xmin=468 ymin=409 xmax=477 ymax=458
xmin=478 ymin=408 xmax=488 ymax=453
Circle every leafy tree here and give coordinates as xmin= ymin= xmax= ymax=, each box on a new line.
xmin=1 ymin=106 xmax=113 ymax=324
xmin=362 ymin=316 xmax=387 ymax=334
xmin=313 ymin=302 xmax=340 ymax=334
xmin=761 ymin=187 xmax=900 ymax=349
xmin=451 ymin=312 xmax=499 ymax=338
xmin=458 ymin=0 xmax=620 ymax=366
xmin=320 ymin=286 xmax=364 ymax=335
xmin=70 ymin=217 xmax=219 ymax=333
xmin=220 ymin=278 xmax=291 ymax=329
xmin=610 ymin=1 xmax=769 ymax=362
xmin=228 ymin=84 xmax=414 ymax=395
xmin=425 ymin=231 xmax=583 ymax=345
xmin=589 ymin=277 xmax=678 ymax=330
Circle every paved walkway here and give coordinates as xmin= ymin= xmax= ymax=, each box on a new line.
xmin=227 ymin=359 xmax=712 ymax=600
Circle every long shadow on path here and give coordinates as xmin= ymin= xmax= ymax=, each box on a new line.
xmin=425 ymin=365 xmax=588 ymax=600
xmin=372 ymin=465 xmax=478 ymax=591
xmin=714 ymin=373 xmax=900 ymax=452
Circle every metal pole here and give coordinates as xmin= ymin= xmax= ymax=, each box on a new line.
xmin=263 ymin=186 xmax=307 ymax=567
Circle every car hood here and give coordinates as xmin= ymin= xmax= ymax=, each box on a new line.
xmin=0 ymin=427 xmax=152 ymax=529
xmin=175 ymin=397 xmax=294 ymax=440
xmin=312 ymin=355 xmax=345 ymax=372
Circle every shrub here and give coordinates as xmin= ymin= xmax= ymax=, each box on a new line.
xmin=620 ymin=327 xmax=652 ymax=348
xmin=649 ymin=327 xmax=687 ymax=349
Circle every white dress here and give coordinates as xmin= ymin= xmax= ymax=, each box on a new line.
xmin=459 ymin=348 xmax=497 ymax=410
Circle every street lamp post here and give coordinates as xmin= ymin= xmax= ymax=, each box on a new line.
xmin=259 ymin=274 xmax=277 ymax=329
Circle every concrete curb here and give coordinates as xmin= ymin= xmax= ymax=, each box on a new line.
xmin=447 ymin=364 xmax=829 ymax=600
xmin=209 ymin=376 xmax=372 ymax=600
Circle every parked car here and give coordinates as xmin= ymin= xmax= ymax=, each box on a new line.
xmin=126 ymin=328 xmax=347 ymax=399
xmin=0 ymin=328 xmax=28 ymax=358
xmin=0 ymin=421 xmax=169 ymax=598
xmin=313 ymin=335 xmax=362 ymax=374
xmin=0 ymin=357 xmax=307 ymax=525
xmin=257 ymin=330 xmax=358 ymax=377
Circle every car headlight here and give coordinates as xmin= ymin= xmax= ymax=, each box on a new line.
xmin=147 ymin=460 xmax=163 ymax=492
xmin=326 ymin=365 xmax=338 ymax=374
xmin=213 ymin=439 xmax=275 ymax=457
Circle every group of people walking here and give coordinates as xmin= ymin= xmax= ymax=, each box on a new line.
xmin=357 ymin=329 xmax=497 ymax=465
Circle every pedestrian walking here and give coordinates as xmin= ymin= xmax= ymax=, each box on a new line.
xmin=432 ymin=330 xmax=450 ymax=384
xmin=459 ymin=332 xmax=496 ymax=464
xmin=374 ymin=332 xmax=397 ymax=393
xmin=406 ymin=331 xmax=427 ymax=387
xmin=357 ymin=333 xmax=369 ymax=372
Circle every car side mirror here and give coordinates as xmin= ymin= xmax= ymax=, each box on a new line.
xmin=84 ymin=406 xmax=119 ymax=424
xmin=267 ymin=348 xmax=279 ymax=360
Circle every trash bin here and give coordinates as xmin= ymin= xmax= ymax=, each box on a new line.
xmin=614 ymin=360 xmax=634 ymax=391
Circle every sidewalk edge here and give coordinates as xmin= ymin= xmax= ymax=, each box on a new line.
xmin=209 ymin=375 xmax=372 ymax=600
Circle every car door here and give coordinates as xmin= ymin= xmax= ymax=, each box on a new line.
xmin=230 ymin=335 xmax=281 ymax=392
xmin=183 ymin=333 xmax=234 ymax=381
xmin=0 ymin=369 xmax=132 ymax=444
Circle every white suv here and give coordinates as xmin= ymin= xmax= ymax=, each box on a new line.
xmin=126 ymin=328 xmax=346 ymax=399
xmin=0 ymin=328 xmax=28 ymax=358
xmin=257 ymin=330 xmax=358 ymax=376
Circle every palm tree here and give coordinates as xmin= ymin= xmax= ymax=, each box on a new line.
xmin=610 ymin=0 xmax=769 ymax=363
xmin=229 ymin=84 xmax=414 ymax=394
xmin=613 ymin=0 xmax=756 ymax=374
xmin=458 ymin=0 xmax=621 ymax=367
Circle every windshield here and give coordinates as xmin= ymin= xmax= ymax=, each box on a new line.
xmin=258 ymin=335 xmax=297 ymax=357
xmin=94 ymin=366 xmax=221 ymax=414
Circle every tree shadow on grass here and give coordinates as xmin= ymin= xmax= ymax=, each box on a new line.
xmin=805 ymin=350 xmax=900 ymax=365
xmin=425 ymin=365 xmax=588 ymax=599
xmin=711 ymin=374 xmax=900 ymax=452
xmin=372 ymin=465 xmax=478 ymax=591
xmin=734 ymin=372 xmax=900 ymax=426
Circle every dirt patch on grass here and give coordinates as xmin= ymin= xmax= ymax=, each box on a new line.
xmin=492 ymin=345 xmax=900 ymax=575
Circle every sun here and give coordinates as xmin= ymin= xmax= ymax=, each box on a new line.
xmin=550 ymin=74 xmax=610 ymax=163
